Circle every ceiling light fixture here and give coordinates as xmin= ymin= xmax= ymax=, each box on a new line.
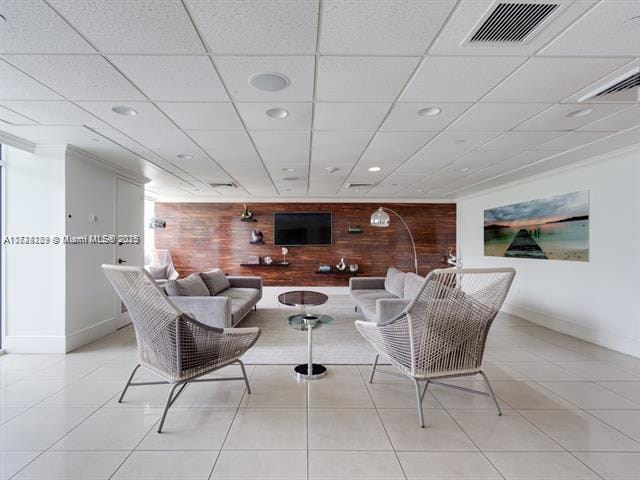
xmin=282 ymin=176 xmax=299 ymax=181
xmin=454 ymin=139 xmax=466 ymax=144
xmin=266 ymin=107 xmax=289 ymax=119
xmin=176 ymin=154 xmax=193 ymax=160
xmin=250 ymin=72 xmax=290 ymax=92
xmin=325 ymin=166 xmax=339 ymax=173
xmin=368 ymin=166 xmax=382 ymax=172
xmin=111 ymin=106 xmax=137 ymax=116
xmin=282 ymin=167 xmax=296 ymax=172
xmin=417 ymin=106 xmax=442 ymax=117
xmin=566 ymin=108 xmax=594 ymax=118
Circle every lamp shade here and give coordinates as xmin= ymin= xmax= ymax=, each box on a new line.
xmin=370 ymin=207 xmax=390 ymax=227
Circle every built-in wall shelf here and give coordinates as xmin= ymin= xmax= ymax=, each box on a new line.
xmin=249 ymin=240 xmax=265 ymax=245
xmin=241 ymin=218 xmax=257 ymax=222
xmin=315 ymin=269 xmax=362 ymax=276
xmin=240 ymin=263 xmax=289 ymax=267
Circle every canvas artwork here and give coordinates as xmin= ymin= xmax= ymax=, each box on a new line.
xmin=484 ymin=191 xmax=589 ymax=262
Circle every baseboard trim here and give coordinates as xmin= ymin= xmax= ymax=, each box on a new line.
xmin=3 ymin=335 xmax=67 ymax=353
xmin=65 ymin=316 xmax=119 ymax=352
xmin=502 ymin=302 xmax=640 ymax=358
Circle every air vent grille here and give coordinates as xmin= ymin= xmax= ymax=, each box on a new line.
xmin=595 ymin=72 xmax=640 ymax=97
xmin=208 ymin=182 xmax=236 ymax=188
xmin=470 ymin=2 xmax=559 ymax=43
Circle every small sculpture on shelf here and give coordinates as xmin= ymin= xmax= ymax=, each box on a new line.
xmin=263 ymin=256 xmax=273 ymax=265
xmin=240 ymin=204 xmax=254 ymax=220
xmin=349 ymin=263 xmax=359 ymax=273
xmin=281 ymin=247 xmax=289 ymax=265
xmin=336 ymin=257 xmax=346 ymax=271
xmin=445 ymin=247 xmax=462 ymax=268
xmin=251 ymin=229 xmax=264 ymax=243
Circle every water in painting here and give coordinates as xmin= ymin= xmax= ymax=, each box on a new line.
xmin=484 ymin=191 xmax=589 ymax=262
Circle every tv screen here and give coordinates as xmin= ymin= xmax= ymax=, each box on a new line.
xmin=274 ymin=212 xmax=332 ymax=246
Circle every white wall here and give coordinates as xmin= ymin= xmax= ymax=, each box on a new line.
xmin=457 ymin=147 xmax=640 ymax=357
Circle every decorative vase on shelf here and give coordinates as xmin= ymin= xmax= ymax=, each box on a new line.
xmin=349 ymin=263 xmax=359 ymax=272
xmin=264 ymin=256 xmax=273 ymax=265
xmin=336 ymin=257 xmax=346 ymax=271
xmin=281 ymin=247 xmax=289 ymax=264
xmin=251 ymin=229 xmax=263 ymax=242
xmin=240 ymin=204 xmax=253 ymax=220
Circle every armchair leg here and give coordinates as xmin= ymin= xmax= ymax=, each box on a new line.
xmin=157 ymin=382 xmax=189 ymax=433
xmin=412 ymin=378 xmax=425 ymax=428
xmin=237 ymin=360 xmax=251 ymax=394
xmin=118 ymin=364 xmax=141 ymax=403
xmin=368 ymin=354 xmax=379 ymax=384
xmin=420 ymin=380 xmax=430 ymax=402
xmin=479 ymin=370 xmax=502 ymax=416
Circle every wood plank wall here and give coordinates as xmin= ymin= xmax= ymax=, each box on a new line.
xmin=154 ymin=202 xmax=456 ymax=286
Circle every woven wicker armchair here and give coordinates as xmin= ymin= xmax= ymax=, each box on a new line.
xmin=102 ymin=264 xmax=260 ymax=433
xmin=356 ymin=267 xmax=515 ymax=427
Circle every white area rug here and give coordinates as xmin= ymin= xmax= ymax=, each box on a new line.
xmin=237 ymin=295 xmax=382 ymax=365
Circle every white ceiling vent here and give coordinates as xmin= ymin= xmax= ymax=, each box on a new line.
xmin=469 ymin=2 xmax=559 ymax=43
xmin=346 ymin=183 xmax=374 ymax=189
xmin=208 ymin=182 xmax=237 ymax=188
xmin=579 ymin=67 xmax=640 ymax=103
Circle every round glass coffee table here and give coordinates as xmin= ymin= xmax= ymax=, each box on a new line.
xmin=278 ymin=290 xmax=333 ymax=379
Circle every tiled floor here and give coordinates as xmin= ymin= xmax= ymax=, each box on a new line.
xmin=1 ymin=309 xmax=639 ymax=479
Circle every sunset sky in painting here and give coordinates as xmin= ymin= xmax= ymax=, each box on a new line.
xmin=484 ymin=191 xmax=589 ymax=228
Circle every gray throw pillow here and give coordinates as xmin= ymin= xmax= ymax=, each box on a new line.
xmin=147 ymin=264 xmax=168 ymax=280
xmin=165 ymin=273 xmax=210 ymax=296
xmin=200 ymin=269 xmax=231 ymax=295
xmin=403 ymin=273 xmax=425 ymax=299
xmin=384 ymin=267 xmax=406 ymax=298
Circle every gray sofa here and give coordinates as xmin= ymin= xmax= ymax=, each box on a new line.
xmin=349 ymin=267 xmax=425 ymax=323
xmin=164 ymin=271 xmax=262 ymax=329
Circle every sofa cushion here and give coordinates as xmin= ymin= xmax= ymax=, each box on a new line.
xmin=384 ymin=267 xmax=406 ymax=298
xmin=403 ymin=272 xmax=425 ymax=300
xmin=351 ymin=289 xmax=398 ymax=305
xmin=147 ymin=264 xmax=168 ymax=280
xmin=216 ymin=288 xmax=261 ymax=323
xmin=165 ymin=273 xmax=210 ymax=297
xmin=200 ymin=269 xmax=231 ymax=295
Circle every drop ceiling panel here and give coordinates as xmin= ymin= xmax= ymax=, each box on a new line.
xmin=579 ymin=105 xmax=640 ymax=132
xmin=3 ymin=55 xmax=145 ymax=101
xmin=109 ymin=56 xmax=228 ymax=101
xmin=251 ymin=131 xmax=311 ymax=167
xmin=157 ymin=102 xmax=243 ymax=130
xmin=536 ymin=131 xmax=613 ymax=151
xmin=47 ymin=0 xmax=205 ymax=54
xmin=429 ymin=0 xmax=596 ymax=56
xmin=187 ymin=130 xmax=262 ymax=165
xmin=236 ymin=103 xmax=312 ymax=130
xmin=360 ymin=131 xmax=438 ymax=167
xmin=0 ymin=61 xmax=62 ymax=100
xmin=316 ymin=56 xmax=420 ymax=101
xmin=484 ymin=57 xmax=633 ymax=103
xmin=401 ymin=57 xmax=525 ymax=102
xmin=498 ymin=150 xmax=560 ymax=168
xmin=516 ymin=103 xmax=633 ymax=131
xmin=311 ymin=131 xmax=373 ymax=166
xmin=186 ymin=0 xmax=319 ymax=54
xmin=0 ymin=106 xmax=38 ymax=125
xmin=480 ymin=131 xmax=564 ymax=150
xmin=425 ymin=130 xmax=501 ymax=153
xmin=381 ymin=102 xmax=472 ymax=131
xmin=541 ymin=0 xmax=640 ymax=57
xmin=78 ymin=102 xmax=175 ymax=131
xmin=0 ymin=101 xmax=106 ymax=127
xmin=449 ymin=149 xmax=521 ymax=170
xmin=448 ymin=103 xmax=550 ymax=131
xmin=319 ymin=0 xmax=455 ymax=55
xmin=0 ymin=0 xmax=94 ymax=54
xmin=214 ymin=56 xmax=315 ymax=101
xmin=314 ymin=103 xmax=390 ymax=131
xmin=122 ymin=128 xmax=203 ymax=161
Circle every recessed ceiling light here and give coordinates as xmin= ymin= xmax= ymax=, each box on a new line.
xmin=266 ymin=107 xmax=289 ymax=119
xmin=417 ymin=189 xmax=423 ymax=193
xmin=455 ymin=167 xmax=470 ymax=172
xmin=417 ymin=106 xmax=441 ymax=117
xmin=454 ymin=139 xmax=466 ymax=144
xmin=111 ymin=105 xmax=137 ymax=116
xmin=176 ymin=154 xmax=193 ymax=160
xmin=566 ymin=108 xmax=594 ymax=118
xmin=282 ymin=176 xmax=299 ymax=181
xmin=282 ymin=167 xmax=296 ymax=172
xmin=325 ymin=166 xmax=339 ymax=173
xmin=368 ymin=166 xmax=382 ymax=172
xmin=249 ymin=72 xmax=290 ymax=92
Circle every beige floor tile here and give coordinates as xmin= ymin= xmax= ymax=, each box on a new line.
xmin=0 ymin=380 xmax=68 ymax=408
xmin=0 ymin=451 xmax=41 ymax=480
xmin=241 ymin=379 xmax=307 ymax=408
xmin=51 ymin=408 xmax=159 ymax=451
xmin=521 ymin=410 xmax=640 ymax=451
xmin=308 ymin=378 xmax=374 ymax=408
xmin=491 ymin=381 xmax=578 ymax=409
xmin=485 ymin=452 xmax=600 ymax=479
xmin=598 ymin=381 xmax=640 ymax=403
xmin=485 ymin=347 xmax=545 ymax=362
xmin=0 ymin=407 xmax=28 ymax=425
xmin=588 ymin=410 xmax=640 ymax=443
xmin=308 ymin=409 xmax=392 ymax=451
xmin=428 ymin=382 xmax=510 ymax=410
xmin=540 ymin=382 xmax=640 ymax=409
xmin=112 ymin=450 xmax=215 ymax=479
xmin=573 ymin=452 xmax=640 ymax=480
xmin=449 ymin=410 xmax=562 ymax=452
xmin=212 ymin=450 xmax=307 ymax=480
xmin=136 ymin=408 xmax=236 ymax=450
xmin=398 ymin=451 xmax=502 ymax=479
xmin=224 ymin=408 xmax=307 ymax=450
xmin=250 ymin=365 xmax=302 ymax=381
xmin=308 ymin=450 xmax=404 ymax=479
xmin=38 ymin=380 xmax=123 ymax=408
xmin=554 ymin=362 xmax=639 ymax=382
xmin=0 ymin=407 xmax=94 ymax=451
xmin=481 ymin=361 xmax=530 ymax=381
xmin=12 ymin=451 xmax=128 ymax=480
xmin=379 ymin=409 xmax=477 ymax=451
xmin=367 ymin=381 xmax=441 ymax=409
xmin=503 ymin=361 xmax=586 ymax=381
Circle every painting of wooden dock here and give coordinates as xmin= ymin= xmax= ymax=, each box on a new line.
xmin=484 ymin=191 xmax=589 ymax=262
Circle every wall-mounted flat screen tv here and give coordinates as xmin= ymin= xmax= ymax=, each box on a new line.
xmin=274 ymin=212 xmax=332 ymax=246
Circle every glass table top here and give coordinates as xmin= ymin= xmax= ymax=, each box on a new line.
xmin=278 ymin=290 xmax=328 ymax=307
xmin=288 ymin=313 xmax=334 ymax=330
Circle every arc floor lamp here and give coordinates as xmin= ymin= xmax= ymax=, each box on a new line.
xmin=370 ymin=207 xmax=418 ymax=274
